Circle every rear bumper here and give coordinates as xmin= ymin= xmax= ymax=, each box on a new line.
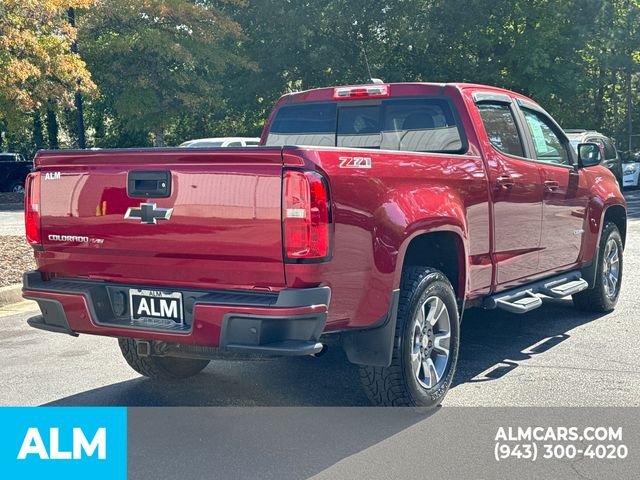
xmin=23 ymin=271 xmax=329 ymax=356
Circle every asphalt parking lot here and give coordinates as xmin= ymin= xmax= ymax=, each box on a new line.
xmin=1 ymin=190 xmax=639 ymax=408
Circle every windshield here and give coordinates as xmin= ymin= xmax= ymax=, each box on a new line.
xmin=266 ymin=97 xmax=465 ymax=153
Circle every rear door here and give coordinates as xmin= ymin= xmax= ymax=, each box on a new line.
xmin=475 ymin=96 xmax=544 ymax=286
xmin=518 ymin=104 xmax=590 ymax=272
xmin=37 ymin=148 xmax=286 ymax=289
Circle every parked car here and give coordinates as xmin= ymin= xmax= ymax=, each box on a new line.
xmin=622 ymin=153 xmax=640 ymax=189
xmin=179 ymin=137 xmax=261 ymax=148
xmin=0 ymin=152 xmax=32 ymax=193
xmin=22 ymin=82 xmax=626 ymax=408
xmin=565 ymin=129 xmax=623 ymax=183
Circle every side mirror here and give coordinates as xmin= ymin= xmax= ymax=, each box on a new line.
xmin=577 ymin=142 xmax=603 ymax=168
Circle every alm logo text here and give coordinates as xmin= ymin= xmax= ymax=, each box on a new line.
xmin=17 ymin=427 xmax=107 ymax=460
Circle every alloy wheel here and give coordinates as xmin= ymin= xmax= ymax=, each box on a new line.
xmin=410 ymin=296 xmax=451 ymax=389
xmin=602 ymin=238 xmax=620 ymax=299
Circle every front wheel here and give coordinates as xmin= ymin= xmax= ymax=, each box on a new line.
xmin=359 ymin=267 xmax=460 ymax=407
xmin=118 ymin=338 xmax=210 ymax=380
xmin=573 ymin=222 xmax=623 ymax=312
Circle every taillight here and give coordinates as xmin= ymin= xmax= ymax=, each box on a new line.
xmin=283 ymin=170 xmax=331 ymax=260
xmin=25 ymin=172 xmax=42 ymax=247
xmin=334 ymin=84 xmax=389 ymax=100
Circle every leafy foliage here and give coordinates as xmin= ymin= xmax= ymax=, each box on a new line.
xmin=79 ymin=0 xmax=250 ymax=145
xmin=1 ymin=0 xmax=639 ymax=155
xmin=0 ymin=0 xmax=96 ymax=114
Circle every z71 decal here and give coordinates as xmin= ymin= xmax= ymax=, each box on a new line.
xmin=339 ymin=156 xmax=372 ymax=169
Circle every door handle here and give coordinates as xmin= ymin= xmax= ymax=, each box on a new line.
xmin=544 ymin=180 xmax=559 ymax=192
xmin=496 ymin=175 xmax=514 ymax=190
xmin=127 ymin=170 xmax=171 ymax=198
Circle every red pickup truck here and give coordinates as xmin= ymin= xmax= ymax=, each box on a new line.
xmin=22 ymin=82 xmax=626 ymax=407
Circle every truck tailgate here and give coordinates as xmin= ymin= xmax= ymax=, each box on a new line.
xmin=35 ymin=148 xmax=285 ymax=289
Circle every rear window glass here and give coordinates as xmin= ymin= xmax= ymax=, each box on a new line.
xmin=268 ymin=103 xmax=337 ymax=147
xmin=266 ymin=98 xmax=464 ymax=153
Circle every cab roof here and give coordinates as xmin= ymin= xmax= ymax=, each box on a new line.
xmin=279 ymin=82 xmax=539 ymax=107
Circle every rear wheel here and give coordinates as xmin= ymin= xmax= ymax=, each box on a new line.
xmin=359 ymin=267 xmax=460 ymax=407
xmin=573 ymin=222 xmax=623 ymax=312
xmin=118 ymin=338 xmax=210 ymax=379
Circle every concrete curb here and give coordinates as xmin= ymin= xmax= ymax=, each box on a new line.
xmin=0 ymin=284 xmax=23 ymax=308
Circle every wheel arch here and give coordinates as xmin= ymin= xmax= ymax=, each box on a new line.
xmin=582 ymin=202 xmax=627 ymax=287
xmin=603 ymin=204 xmax=626 ymax=246
xmin=397 ymin=228 xmax=468 ymax=304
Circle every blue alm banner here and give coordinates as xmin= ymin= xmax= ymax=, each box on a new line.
xmin=0 ymin=407 xmax=127 ymax=480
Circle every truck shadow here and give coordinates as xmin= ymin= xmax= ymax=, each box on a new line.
xmin=41 ymin=297 xmax=613 ymax=480
xmin=45 ymin=298 xmax=608 ymax=407
xmin=452 ymin=298 xmax=607 ymax=387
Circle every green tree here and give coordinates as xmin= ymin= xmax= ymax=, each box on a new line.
xmin=80 ymin=0 xmax=250 ymax=146
xmin=0 ymin=0 xmax=97 ymax=157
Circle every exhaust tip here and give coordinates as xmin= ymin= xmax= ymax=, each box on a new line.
xmin=311 ymin=343 xmax=328 ymax=358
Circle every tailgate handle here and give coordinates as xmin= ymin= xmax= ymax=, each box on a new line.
xmin=127 ymin=171 xmax=171 ymax=198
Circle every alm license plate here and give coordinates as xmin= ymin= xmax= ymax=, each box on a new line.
xmin=129 ymin=289 xmax=183 ymax=325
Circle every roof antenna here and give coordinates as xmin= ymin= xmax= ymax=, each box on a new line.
xmin=360 ymin=43 xmax=383 ymax=85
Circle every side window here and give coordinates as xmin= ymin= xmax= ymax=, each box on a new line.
xmin=522 ymin=109 xmax=570 ymax=166
xmin=477 ymin=103 xmax=525 ymax=157
xmin=227 ymin=141 xmax=242 ymax=147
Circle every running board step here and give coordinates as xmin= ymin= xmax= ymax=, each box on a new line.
xmin=485 ymin=270 xmax=589 ymax=314
xmin=495 ymin=291 xmax=542 ymax=314
xmin=539 ymin=278 xmax=589 ymax=298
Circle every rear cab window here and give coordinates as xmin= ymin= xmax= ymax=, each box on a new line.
xmin=266 ymin=97 xmax=466 ymax=153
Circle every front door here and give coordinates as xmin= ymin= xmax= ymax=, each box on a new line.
xmin=476 ymin=100 xmax=544 ymax=286
xmin=519 ymin=107 xmax=590 ymax=272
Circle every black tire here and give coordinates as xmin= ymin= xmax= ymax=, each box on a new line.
xmin=8 ymin=180 xmax=24 ymax=194
xmin=573 ymin=222 xmax=623 ymax=312
xmin=118 ymin=338 xmax=210 ymax=379
xmin=359 ymin=267 xmax=460 ymax=407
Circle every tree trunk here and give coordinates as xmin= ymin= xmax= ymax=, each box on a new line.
xmin=46 ymin=107 xmax=59 ymax=149
xmin=625 ymin=67 xmax=632 ymax=151
xmin=32 ymin=113 xmax=44 ymax=151
xmin=594 ymin=66 xmax=606 ymax=129
xmin=154 ymin=126 xmax=165 ymax=147
xmin=611 ymin=70 xmax=619 ymax=142
xmin=93 ymin=109 xmax=106 ymax=146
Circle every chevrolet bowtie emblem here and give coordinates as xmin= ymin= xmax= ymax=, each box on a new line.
xmin=124 ymin=203 xmax=173 ymax=224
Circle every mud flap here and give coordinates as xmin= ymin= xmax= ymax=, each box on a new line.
xmin=341 ymin=289 xmax=400 ymax=367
